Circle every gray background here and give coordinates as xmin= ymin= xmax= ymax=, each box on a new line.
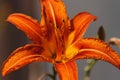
xmin=0 ymin=0 xmax=120 ymax=80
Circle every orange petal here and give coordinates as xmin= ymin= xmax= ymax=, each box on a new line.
xmin=40 ymin=0 xmax=71 ymax=61
xmin=40 ymin=0 xmax=71 ymax=42
xmin=72 ymin=38 xmax=120 ymax=69
xmin=2 ymin=44 xmax=53 ymax=76
xmin=68 ymin=12 xmax=96 ymax=45
xmin=7 ymin=13 xmax=43 ymax=44
xmin=40 ymin=0 xmax=70 ymax=30
xmin=54 ymin=61 xmax=78 ymax=80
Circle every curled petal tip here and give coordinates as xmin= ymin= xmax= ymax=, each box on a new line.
xmin=7 ymin=13 xmax=43 ymax=44
xmin=73 ymin=38 xmax=120 ymax=69
xmin=1 ymin=44 xmax=52 ymax=76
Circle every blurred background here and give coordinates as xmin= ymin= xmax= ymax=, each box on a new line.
xmin=0 ymin=0 xmax=120 ymax=80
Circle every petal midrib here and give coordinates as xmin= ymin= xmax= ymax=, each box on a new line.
xmin=11 ymin=18 xmax=42 ymax=39
xmin=78 ymin=48 xmax=118 ymax=65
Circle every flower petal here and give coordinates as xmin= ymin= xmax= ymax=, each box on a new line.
xmin=72 ymin=38 xmax=120 ymax=69
xmin=7 ymin=13 xmax=43 ymax=44
xmin=2 ymin=44 xmax=53 ymax=76
xmin=68 ymin=12 xmax=96 ymax=45
xmin=54 ymin=61 xmax=78 ymax=80
xmin=40 ymin=0 xmax=70 ymax=30
xmin=40 ymin=0 xmax=71 ymax=43
xmin=40 ymin=0 xmax=71 ymax=61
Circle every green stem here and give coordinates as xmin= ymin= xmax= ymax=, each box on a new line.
xmin=39 ymin=66 xmax=57 ymax=80
xmin=84 ymin=59 xmax=97 ymax=80
xmin=52 ymin=66 xmax=57 ymax=80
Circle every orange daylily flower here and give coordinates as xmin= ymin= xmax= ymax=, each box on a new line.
xmin=2 ymin=0 xmax=120 ymax=80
